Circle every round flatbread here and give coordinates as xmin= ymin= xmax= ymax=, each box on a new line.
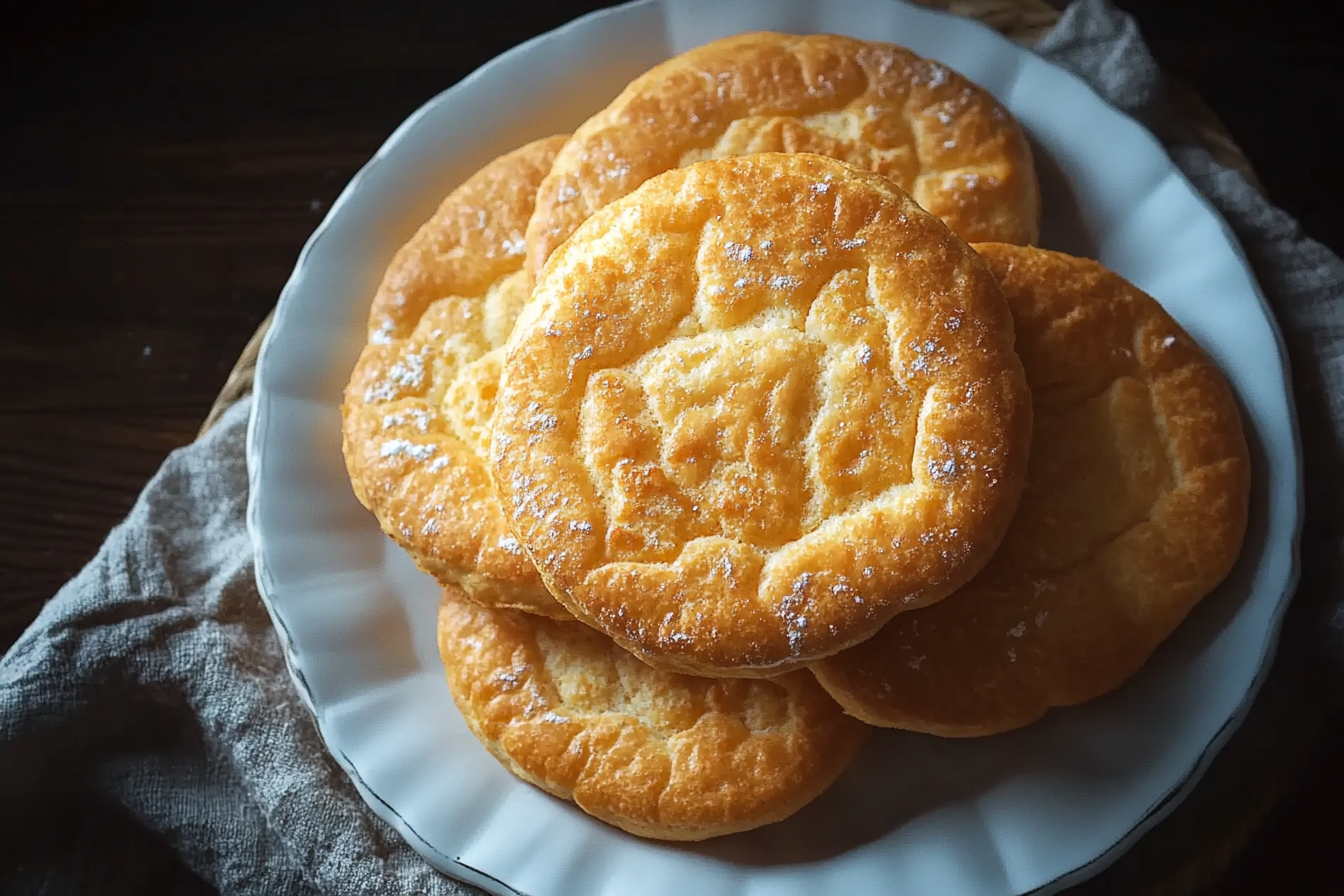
xmin=525 ymin=31 xmax=1039 ymax=283
xmin=437 ymin=584 xmax=869 ymax=841
xmin=342 ymin=136 xmax=572 ymax=618
xmin=811 ymin=244 xmax=1251 ymax=736
xmin=492 ymin=153 xmax=1032 ymax=677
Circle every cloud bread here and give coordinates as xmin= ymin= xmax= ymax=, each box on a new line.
xmin=811 ymin=244 xmax=1252 ymax=736
xmin=342 ymin=136 xmax=572 ymax=619
xmin=524 ymin=31 xmax=1040 ymax=283
xmin=491 ymin=153 xmax=1033 ymax=677
xmin=437 ymin=584 xmax=869 ymax=841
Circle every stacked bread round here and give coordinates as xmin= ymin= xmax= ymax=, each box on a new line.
xmin=342 ymin=32 xmax=1250 ymax=841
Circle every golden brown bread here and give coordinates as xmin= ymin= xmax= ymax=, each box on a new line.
xmin=341 ymin=136 xmax=573 ymax=619
xmin=811 ymin=244 xmax=1252 ymax=736
xmin=436 ymin=584 xmax=869 ymax=841
xmin=525 ymin=31 xmax=1040 ymax=283
xmin=491 ymin=153 xmax=1032 ymax=677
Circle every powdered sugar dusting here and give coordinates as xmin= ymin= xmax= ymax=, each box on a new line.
xmin=768 ymin=274 xmax=800 ymax=290
xmin=380 ymin=439 xmax=436 ymax=461
xmin=927 ymin=457 xmax=958 ymax=482
xmin=364 ymin=349 xmax=426 ymax=402
xmin=830 ymin=578 xmax=866 ymax=607
xmin=498 ymin=533 xmax=523 ymax=554
xmin=370 ymin=318 xmax=395 ymax=344
xmin=526 ymin=406 xmax=558 ymax=432
xmin=780 ymin=573 xmax=812 ymax=655
xmin=837 ymin=238 xmax=867 ymax=250
xmin=712 ymin=555 xmax=738 ymax=589
xmin=724 ymin=241 xmax=754 ymax=262
xmin=382 ymin=409 xmax=430 ymax=432
xmin=906 ymin=336 xmax=955 ymax=375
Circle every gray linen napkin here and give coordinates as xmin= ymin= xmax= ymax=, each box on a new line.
xmin=2 ymin=2 xmax=1341 ymax=894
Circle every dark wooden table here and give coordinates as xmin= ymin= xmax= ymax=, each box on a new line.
xmin=2 ymin=1 xmax=1340 ymax=893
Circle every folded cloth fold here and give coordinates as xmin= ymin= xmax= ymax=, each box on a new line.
xmin=2 ymin=2 xmax=1341 ymax=894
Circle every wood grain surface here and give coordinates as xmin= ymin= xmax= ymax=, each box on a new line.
xmin=1 ymin=1 xmax=1340 ymax=894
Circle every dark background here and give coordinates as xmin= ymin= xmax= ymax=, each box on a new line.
xmin=1 ymin=0 xmax=1340 ymax=892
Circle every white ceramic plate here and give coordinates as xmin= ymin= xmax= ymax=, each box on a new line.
xmin=245 ymin=1 xmax=1302 ymax=894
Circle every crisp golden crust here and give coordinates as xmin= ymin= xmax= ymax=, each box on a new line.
xmin=811 ymin=244 xmax=1252 ymax=736
xmin=437 ymin=585 xmax=869 ymax=841
xmin=492 ymin=154 xmax=1032 ymax=677
xmin=341 ymin=136 xmax=573 ymax=619
xmin=525 ymin=31 xmax=1039 ymax=282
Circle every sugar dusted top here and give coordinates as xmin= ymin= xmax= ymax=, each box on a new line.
xmin=492 ymin=153 xmax=1033 ymax=676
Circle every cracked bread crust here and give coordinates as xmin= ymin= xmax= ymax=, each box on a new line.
xmin=811 ymin=244 xmax=1252 ymax=735
xmin=525 ymin=31 xmax=1040 ymax=282
xmin=341 ymin=136 xmax=572 ymax=619
xmin=437 ymin=584 xmax=869 ymax=841
xmin=492 ymin=153 xmax=1032 ymax=677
